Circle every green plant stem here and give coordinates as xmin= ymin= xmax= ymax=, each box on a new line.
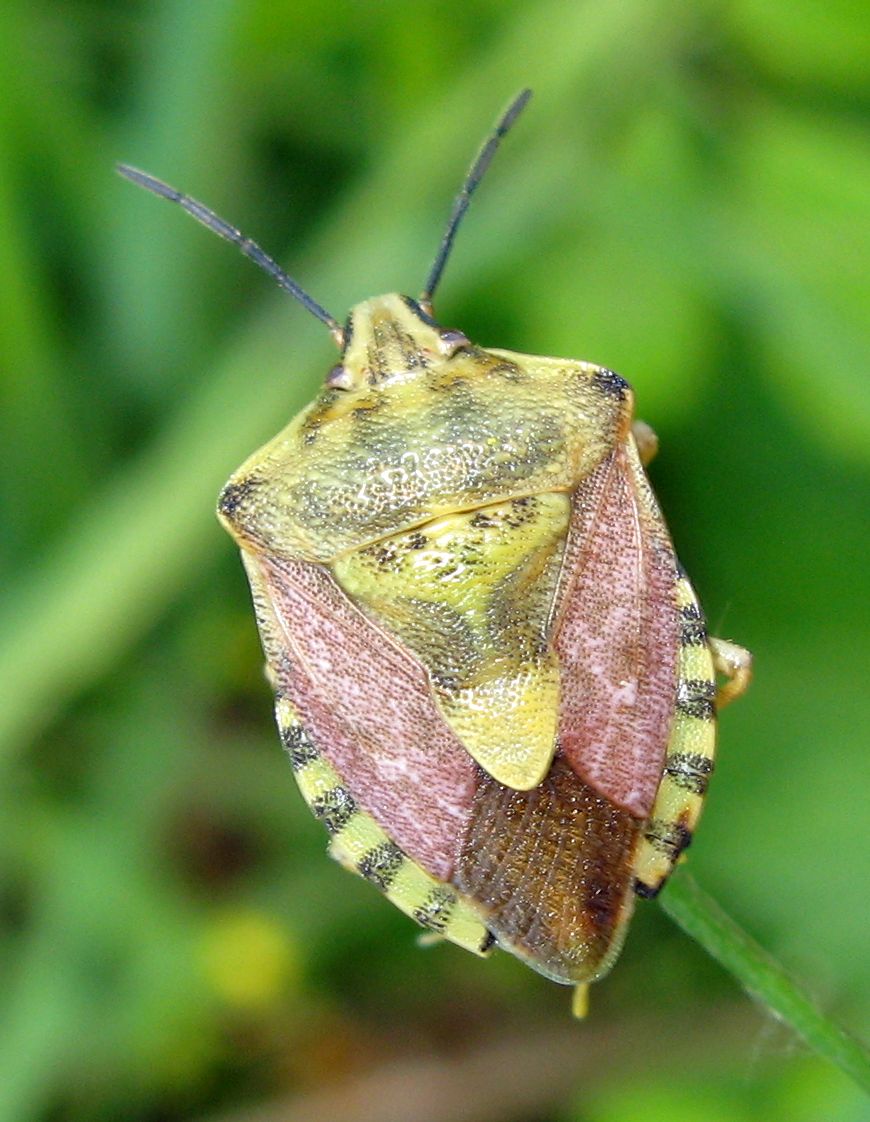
xmin=660 ymin=870 xmax=870 ymax=1093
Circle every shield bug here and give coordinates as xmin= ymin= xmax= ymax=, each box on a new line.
xmin=119 ymin=90 xmax=752 ymax=1014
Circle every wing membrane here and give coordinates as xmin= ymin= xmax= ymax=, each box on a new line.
xmin=455 ymin=757 xmax=642 ymax=984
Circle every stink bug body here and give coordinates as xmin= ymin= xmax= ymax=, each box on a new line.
xmin=119 ymin=90 xmax=751 ymax=1012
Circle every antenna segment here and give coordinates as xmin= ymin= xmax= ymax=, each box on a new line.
xmin=116 ymin=164 xmax=344 ymax=346
xmin=420 ymin=88 xmax=532 ymax=309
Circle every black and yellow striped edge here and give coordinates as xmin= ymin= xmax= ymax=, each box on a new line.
xmin=275 ymin=695 xmax=494 ymax=957
xmin=634 ymin=573 xmax=716 ymax=896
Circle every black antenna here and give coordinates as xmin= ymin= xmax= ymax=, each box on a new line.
xmin=420 ymin=88 xmax=532 ymax=310
xmin=116 ymin=164 xmax=344 ymax=347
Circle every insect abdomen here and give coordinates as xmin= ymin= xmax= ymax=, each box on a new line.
xmin=634 ymin=572 xmax=717 ymax=896
xmin=275 ymin=695 xmax=493 ymax=956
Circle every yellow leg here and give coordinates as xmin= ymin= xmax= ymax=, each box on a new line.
xmin=416 ymin=932 xmax=447 ymax=948
xmin=631 ymin=419 xmax=659 ymax=466
xmin=709 ymin=636 xmax=752 ymax=708
xmin=572 ymin=984 xmax=590 ymax=1019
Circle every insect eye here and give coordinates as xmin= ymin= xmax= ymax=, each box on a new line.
xmin=325 ymin=363 xmax=353 ymax=390
xmin=438 ymin=329 xmax=470 ymax=357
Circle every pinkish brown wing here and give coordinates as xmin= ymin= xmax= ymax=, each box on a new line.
xmin=553 ymin=441 xmax=681 ymax=819
xmin=249 ymin=554 xmax=478 ymax=881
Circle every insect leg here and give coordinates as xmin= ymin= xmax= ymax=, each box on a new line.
xmin=631 ymin=419 xmax=659 ymax=467
xmin=572 ymin=983 xmax=590 ymax=1019
xmin=709 ymin=636 xmax=753 ymax=707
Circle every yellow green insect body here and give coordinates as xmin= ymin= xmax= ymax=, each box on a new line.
xmin=119 ymin=91 xmax=751 ymax=1012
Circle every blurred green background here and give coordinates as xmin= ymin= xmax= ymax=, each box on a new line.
xmin=0 ymin=1 xmax=868 ymax=1119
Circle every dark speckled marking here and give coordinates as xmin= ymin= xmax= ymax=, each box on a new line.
xmin=311 ymin=787 xmax=357 ymax=834
xmin=500 ymin=496 xmax=539 ymax=530
xmin=680 ymin=603 xmax=709 ymax=645
xmin=366 ymin=318 xmax=430 ymax=382
xmin=370 ymin=541 xmax=401 ymax=571
xmin=358 ymin=841 xmax=404 ymax=889
xmin=593 ymin=368 xmax=630 ymax=399
xmin=217 ymin=477 xmax=258 ymax=519
xmin=412 ymin=886 xmax=456 ymax=933
xmin=488 ymin=359 xmax=523 ymax=381
xmin=300 ymin=389 xmax=351 ymax=444
xmin=676 ymin=678 xmax=716 ymax=720
xmin=664 ymin=752 xmax=714 ymax=795
xmin=644 ymin=817 xmax=693 ymax=860
xmin=279 ymin=722 xmax=319 ymax=771
xmin=352 ymin=400 xmax=385 ymax=420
